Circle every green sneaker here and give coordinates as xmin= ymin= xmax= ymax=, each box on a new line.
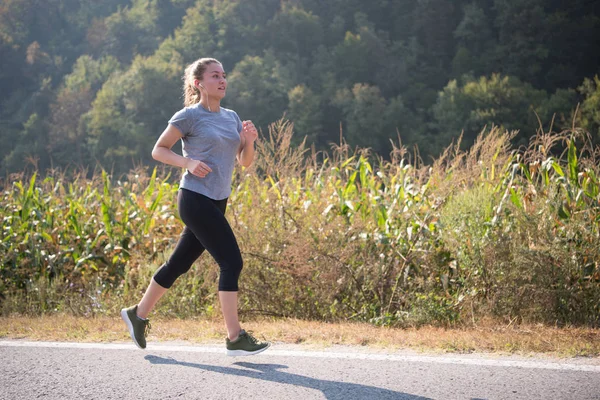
xmin=226 ymin=329 xmax=270 ymax=356
xmin=120 ymin=305 xmax=151 ymax=349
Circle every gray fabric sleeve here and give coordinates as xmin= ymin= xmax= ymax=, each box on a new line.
xmin=233 ymin=111 xmax=243 ymax=134
xmin=168 ymin=108 xmax=191 ymax=136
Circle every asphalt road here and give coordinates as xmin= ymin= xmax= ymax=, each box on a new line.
xmin=1 ymin=341 xmax=599 ymax=399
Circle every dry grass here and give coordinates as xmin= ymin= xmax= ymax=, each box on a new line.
xmin=1 ymin=315 xmax=598 ymax=358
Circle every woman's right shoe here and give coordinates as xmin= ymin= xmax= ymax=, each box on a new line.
xmin=226 ymin=329 xmax=270 ymax=356
xmin=120 ymin=305 xmax=151 ymax=349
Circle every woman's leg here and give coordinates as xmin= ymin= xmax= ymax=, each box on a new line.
xmin=177 ymin=189 xmax=269 ymax=355
xmin=122 ymin=190 xmax=207 ymax=348
xmin=134 ymin=224 xmax=206 ymax=318
xmin=219 ymin=291 xmax=241 ymax=340
xmin=136 ymin=279 xmax=168 ymax=319
xmin=177 ymin=189 xmax=244 ymax=340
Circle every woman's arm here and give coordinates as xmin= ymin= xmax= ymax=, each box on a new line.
xmin=237 ymin=120 xmax=257 ymax=168
xmin=153 ymin=125 xmax=212 ymax=178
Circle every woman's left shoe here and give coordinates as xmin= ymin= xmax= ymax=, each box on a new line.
xmin=226 ymin=329 xmax=270 ymax=356
xmin=120 ymin=305 xmax=151 ymax=349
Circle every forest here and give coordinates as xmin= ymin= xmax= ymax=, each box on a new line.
xmin=2 ymin=1 xmax=600 ymax=325
xmin=1 ymin=0 xmax=599 ymax=176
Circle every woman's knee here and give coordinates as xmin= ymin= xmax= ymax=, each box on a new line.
xmin=224 ymin=254 xmax=243 ymax=278
xmin=218 ymin=256 xmax=243 ymax=291
xmin=153 ymin=261 xmax=193 ymax=288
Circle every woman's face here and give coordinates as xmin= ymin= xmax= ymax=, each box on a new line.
xmin=196 ymin=63 xmax=227 ymax=99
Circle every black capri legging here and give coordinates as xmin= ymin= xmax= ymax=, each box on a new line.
xmin=153 ymin=188 xmax=243 ymax=291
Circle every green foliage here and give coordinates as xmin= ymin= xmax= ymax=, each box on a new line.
xmin=333 ymin=84 xmax=388 ymax=151
xmin=1 ymin=0 xmax=599 ymax=179
xmin=100 ymin=0 xmax=189 ymax=63
xmin=0 ymin=166 xmax=180 ymax=310
xmin=85 ymin=55 xmax=180 ymax=171
xmin=64 ymin=55 xmax=121 ymax=93
xmin=493 ymin=0 xmax=550 ymax=84
xmin=578 ymin=76 xmax=600 ymax=141
xmin=225 ymin=53 xmax=289 ymax=127
xmin=452 ymin=2 xmax=495 ymax=78
xmin=267 ymin=5 xmax=322 ymax=59
xmin=47 ymin=55 xmax=122 ymax=168
xmin=411 ymin=0 xmax=460 ymax=89
xmin=431 ymin=74 xmax=574 ymax=157
xmin=287 ymin=85 xmax=323 ymax=146
xmin=2 ymin=122 xmax=599 ymax=327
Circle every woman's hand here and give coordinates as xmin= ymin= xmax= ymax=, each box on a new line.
xmin=185 ymin=158 xmax=212 ymax=178
xmin=241 ymin=120 xmax=258 ymax=144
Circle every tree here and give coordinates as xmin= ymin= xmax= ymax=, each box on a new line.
xmin=225 ymin=53 xmax=289 ymax=130
xmin=432 ymin=74 xmax=550 ymax=152
xmin=287 ymin=84 xmax=323 ymax=146
xmin=47 ymin=55 xmax=121 ymax=168
xmin=452 ymin=2 xmax=495 ymax=78
xmin=492 ymin=0 xmax=550 ymax=88
xmin=267 ymin=5 xmax=323 ymax=60
xmin=524 ymin=0 xmax=600 ymax=90
xmin=411 ymin=0 xmax=460 ymax=89
xmin=1 ymin=0 xmax=599 ymax=173
xmin=331 ymin=13 xmax=388 ymax=89
xmin=578 ymin=75 xmax=600 ymax=142
xmin=332 ymin=83 xmax=414 ymax=154
xmin=153 ymin=0 xmax=218 ymax=65
xmin=199 ymin=0 xmax=280 ymax=68
xmin=538 ymin=88 xmax=579 ymax=132
xmin=3 ymin=112 xmax=49 ymax=172
xmin=85 ymin=56 xmax=180 ymax=172
xmin=100 ymin=0 xmax=191 ymax=64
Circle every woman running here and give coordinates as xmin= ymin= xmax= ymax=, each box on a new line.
xmin=121 ymin=57 xmax=269 ymax=356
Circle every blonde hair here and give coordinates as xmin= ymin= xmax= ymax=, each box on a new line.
xmin=183 ymin=58 xmax=221 ymax=107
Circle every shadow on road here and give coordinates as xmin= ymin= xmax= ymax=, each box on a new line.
xmin=145 ymin=355 xmax=432 ymax=399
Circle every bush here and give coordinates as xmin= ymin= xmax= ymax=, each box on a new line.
xmin=1 ymin=120 xmax=599 ymax=327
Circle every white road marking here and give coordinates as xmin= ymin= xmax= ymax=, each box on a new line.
xmin=0 ymin=340 xmax=599 ymax=372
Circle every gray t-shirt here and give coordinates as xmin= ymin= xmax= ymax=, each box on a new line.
xmin=168 ymin=103 xmax=242 ymax=200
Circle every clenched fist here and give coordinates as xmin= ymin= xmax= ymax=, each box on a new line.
xmin=241 ymin=120 xmax=258 ymax=143
xmin=185 ymin=158 xmax=212 ymax=178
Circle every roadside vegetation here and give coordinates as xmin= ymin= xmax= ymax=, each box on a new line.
xmin=2 ymin=315 xmax=599 ymax=357
xmin=2 ymin=121 xmax=599 ymax=332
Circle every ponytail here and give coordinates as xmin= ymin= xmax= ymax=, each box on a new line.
xmin=182 ymin=58 xmax=220 ymax=107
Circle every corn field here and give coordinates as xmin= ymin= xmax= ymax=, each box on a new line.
xmin=1 ymin=120 xmax=599 ymax=327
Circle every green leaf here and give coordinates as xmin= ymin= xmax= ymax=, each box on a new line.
xmin=520 ymin=163 xmax=532 ymax=182
xmin=509 ymin=187 xmax=522 ymax=209
xmin=144 ymin=167 xmax=157 ymax=204
xmin=568 ymin=139 xmax=579 ymax=187
xmin=341 ymin=156 xmax=355 ymax=169
xmin=27 ymin=172 xmax=37 ymax=200
xmin=101 ymin=201 xmax=112 ymax=238
xmin=558 ymin=204 xmax=570 ymax=219
xmin=267 ymin=175 xmax=282 ymax=200
xmin=102 ymin=170 xmax=111 ymax=199
xmin=551 ymin=162 xmax=564 ymax=178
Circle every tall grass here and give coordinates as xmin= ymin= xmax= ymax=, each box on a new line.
xmin=1 ymin=120 xmax=599 ymax=327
